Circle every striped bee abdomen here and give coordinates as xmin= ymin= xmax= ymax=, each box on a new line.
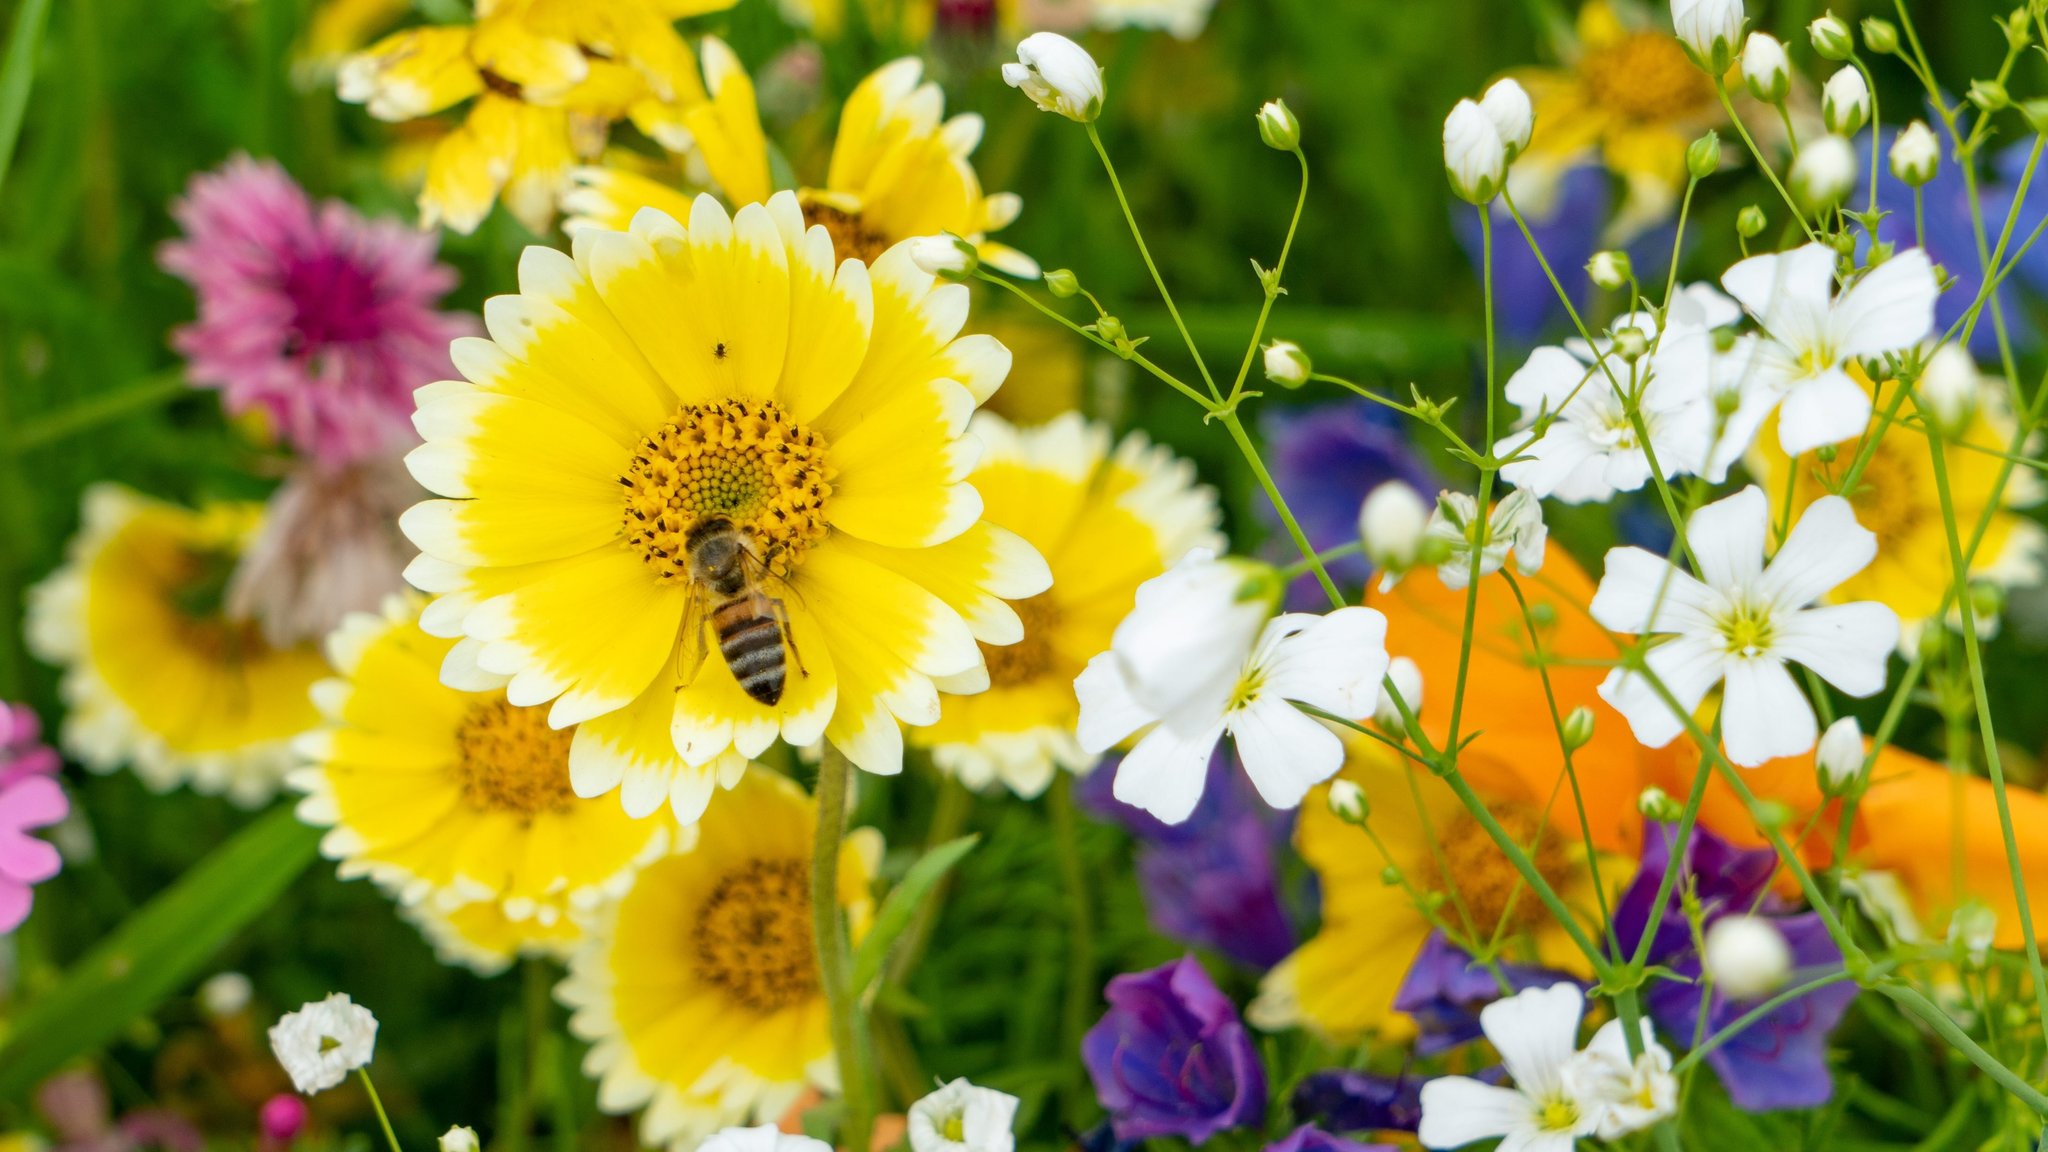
xmin=714 ymin=597 xmax=787 ymax=705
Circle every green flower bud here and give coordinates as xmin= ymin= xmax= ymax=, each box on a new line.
xmin=1687 ymin=129 xmax=1722 ymax=180
xmin=1562 ymin=706 xmax=1597 ymax=752
xmin=1327 ymin=778 xmax=1369 ymax=825
xmin=1043 ymin=268 xmax=1080 ymax=297
xmin=1257 ymin=98 xmax=1302 ymax=151
xmin=1860 ymin=16 xmax=1899 ymax=53
xmin=1809 ymin=12 xmax=1854 ymax=60
xmin=1970 ymin=78 xmax=2010 ymax=112
xmin=1737 ymin=204 xmax=1768 ymax=238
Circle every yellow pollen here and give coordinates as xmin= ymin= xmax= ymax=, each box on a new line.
xmin=692 ymin=857 xmax=819 ymax=1013
xmin=1537 ymin=1095 xmax=1580 ymax=1131
xmin=982 ymin=593 xmax=1063 ymax=688
xmin=1838 ymin=437 xmax=1925 ymax=542
xmin=619 ymin=399 xmax=834 ymax=582
xmin=452 ymin=699 xmax=578 ymax=819
xmin=1432 ymin=804 xmax=1574 ymax=935
xmin=1717 ymin=603 xmax=1775 ymax=658
xmin=1580 ymin=32 xmax=1713 ymax=124
xmin=941 ymin=1114 xmax=966 ymax=1142
xmin=802 ymin=203 xmax=893 ymax=266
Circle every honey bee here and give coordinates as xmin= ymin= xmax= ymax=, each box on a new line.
xmin=679 ymin=516 xmax=807 ymax=705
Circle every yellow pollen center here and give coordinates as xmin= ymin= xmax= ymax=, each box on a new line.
xmin=619 ymin=399 xmax=833 ymax=582
xmin=1717 ymin=602 xmax=1775 ymax=658
xmin=1433 ymin=804 xmax=1574 ymax=935
xmin=940 ymin=1114 xmax=966 ymax=1142
xmin=452 ymin=699 xmax=578 ymax=819
xmin=802 ymin=203 xmax=892 ymax=266
xmin=1581 ymin=32 xmax=1713 ymax=124
xmin=1839 ymin=438 xmax=1925 ymax=542
xmin=692 ymin=858 xmax=819 ymax=1013
xmin=1538 ymin=1095 xmax=1580 ymax=1131
xmin=982 ymin=593 xmax=1063 ymax=688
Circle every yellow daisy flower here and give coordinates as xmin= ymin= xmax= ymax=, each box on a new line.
xmin=1250 ymin=740 xmax=1615 ymax=1041
xmin=563 ymin=42 xmax=1039 ymax=276
xmin=404 ymin=897 xmax=587 ymax=976
xmin=909 ymin=413 xmax=1220 ymax=797
xmin=23 ymin=485 xmax=326 ymax=807
xmin=291 ymin=594 xmax=677 ymax=934
xmin=1750 ymin=372 xmax=2045 ymax=647
xmin=400 ymin=191 xmax=1051 ymax=819
xmin=1515 ymin=0 xmax=1723 ymax=238
xmin=336 ymin=0 xmax=734 ymax=234
xmin=557 ymin=770 xmax=878 ymax=1148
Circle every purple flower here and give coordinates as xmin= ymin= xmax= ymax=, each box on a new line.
xmin=1262 ymin=1125 xmax=1397 ymax=1152
xmin=1259 ymin=400 xmax=1435 ymax=609
xmin=158 ymin=155 xmax=478 ymax=467
xmin=1392 ymin=932 xmax=1578 ymax=1055
xmin=1290 ymin=1069 xmax=1423 ymax=1135
xmin=1081 ymin=956 xmax=1267 ymax=1143
xmin=0 ymin=703 xmax=66 ymax=934
xmin=1613 ymin=821 xmax=1858 ymax=1111
xmin=1079 ymin=751 xmax=1297 ymax=969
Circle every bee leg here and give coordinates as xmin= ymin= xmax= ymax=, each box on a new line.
xmin=770 ymin=598 xmax=810 ymax=678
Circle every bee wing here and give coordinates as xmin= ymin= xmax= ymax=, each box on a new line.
xmin=676 ymin=581 xmax=713 ymax=688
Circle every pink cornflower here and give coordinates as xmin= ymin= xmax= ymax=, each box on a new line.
xmin=0 ymin=703 xmax=66 ymax=933
xmin=159 ymin=155 xmax=476 ymax=466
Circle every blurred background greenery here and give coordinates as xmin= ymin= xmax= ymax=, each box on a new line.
xmin=2 ymin=0 xmax=2046 ymax=1146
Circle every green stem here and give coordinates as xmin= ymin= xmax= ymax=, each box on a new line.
xmin=10 ymin=372 xmax=186 ymax=451
xmin=0 ymin=0 xmax=52 ymax=200
xmin=1713 ymin=77 xmax=1818 ymax=243
xmin=1225 ymin=148 xmax=1309 ymax=406
xmin=1217 ymin=410 xmax=1344 ymax=606
xmin=1048 ymin=773 xmax=1096 ymax=1127
xmin=1085 ymin=122 xmax=1220 ymax=400
xmin=357 ymin=1068 xmax=404 ymax=1152
xmin=812 ymin=746 xmax=874 ymax=1152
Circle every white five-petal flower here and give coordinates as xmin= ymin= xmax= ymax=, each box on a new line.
xmin=1416 ymin=488 xmax=1548 ymax=590
xmin=1001 ymin=33 xmax=1104 ymax=122
xmin=699 ymin=1127 xmax=832 ymax=1152
xmin=268 ymin=993 xmax=379 ymax=1095
xmin=1418 ymin=984 xmax=1605 ymax=1151
xmin=1567 ymin=1019 xmax=1679 ymax=1139
xmin=908 ymin=1079 xmax=1020 ymax=1152
xmin=1590 ymin=486 xmax=1899 ymax=767
xmin=1076 ymin=581 xmax=1389 ymax=823
xmin=1717 ymin=242 xmax=1939 ymax=457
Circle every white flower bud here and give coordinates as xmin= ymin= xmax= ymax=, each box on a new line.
xmin=1613 ymin=324 xmax=1651 ymax=363
xmin=1809 ymin=12 xmax=1854 ymax=60
xmin=1822 ymin=67 xmax=1871 ymax=135
xmin=1815 ymin=716 xmax=1865 ymax=793
xmin=1479 ymin=78 xmax=1533 ymax=161
xmin=1262 ymin=340 xmax=1312 ymax=388
xmin=1673 ymin=0 xmax=1745 ymax=71
xmin=1587 ymin=250 xmax=1632 ymax=289
xmin=907 ymin=233 xmax=978 ymax=279
xmin=1563 ymin=705 xmax=1597 ymax=752
xmin=199 ymin=971 xmax=254 ymax=1019
xmin=1256 ymin=99 xmax=1301 ymax=151
xmin=1742 ymin=32 xmax=1790 ymax=103
xmin=1891 ymin=120 xmax=1940 ymax=187
xmin=1443 ymin=99 xmax=1507 ymax=204
xmin=1327 ymin=778 xmax=1369 ymax=825
xmin=1791 ymin=134 xmax=1857 ymax=210
xmin=1002 ymin=33 xmax=1103 ymax=122
xmin=1359 ymin=481 xmax=1430 ymax=577
xmin=1703 ymin=915 xmax=1794 ymax=1000
xmin=1916 ymin=343 xmax=1981 ymax=435
xmin=1375 ymin=656 xmax=1423 ymax=730
xmin=1637 ymin=785 xmax=1682 ymax=822
xmin=440 ymin=1128 xmax=480 ymax=1152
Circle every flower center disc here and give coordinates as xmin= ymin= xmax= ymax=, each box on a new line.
xmin=1841 ymin=438 xmax=1925 ymax=542
xmin=982 ymin=593 xmax=1063 ymax=688
xmin=620 ymin=399 xmax=834 ymax=583
xmin=802 ymin=203 xmax=892 ymax=266
xmin=452 ymin=698 xmax=578 ymax=819
xmin=692 ymin=858 xmax=818 ymax=1013
xmin=1434 ymin=804 xmax=1573 ymax=935
xmin=1582 ymin=32 xmax=1712 ymax=124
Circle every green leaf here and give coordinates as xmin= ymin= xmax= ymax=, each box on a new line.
xmin=848 ymin=833 xmax=979 ymax=999
xmin=0 ymin=806 xmax=320 ymax=1100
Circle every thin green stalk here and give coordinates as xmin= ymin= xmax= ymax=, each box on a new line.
xmin=9 ymin=372 xmax=186 ymax=451
xmin=1048 ymin=773 xmax=1096 ymax=1127
xmin=357 ymin=1068 xmax=405 ymax=1152
xmin=1671 ymin=970 xmax=1863 ymax=1074
xmin=812 ymin=746 xmax=875 ymax=1152
xmin=1085 ymin=122 xmax=1220 ymax=400
xmin=1225 ymin=148 xmax=1309 ymax=406
xmin=1216 ymin=409 xmax=1344 ymax=606
xmin=1437 ymin=765 xmax=1608 ymax=974
xmin=1876 ymin=983 xmax=2048 ymax=1116
xmin=1713 ymin=77 xmax=1818 ymax=243
xmin=0 ymin=0 xmax=52 ymax=200
xmin=971 ymin=273 xmax=1214 ymax=410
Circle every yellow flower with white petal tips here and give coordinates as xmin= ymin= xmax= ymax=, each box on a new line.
xmin=292 ymin=594 xmax=677 ymax=936
xmin=337 ymin=0 xmax=733 ymax=234
xmin=23 ymin=485 xmax=326 ymax=807
xmin=564 ymin=43 xmax=1039 ymax=277
xmin=558 ymin=769 xmax=878 ymax=1150
xmin=910 ymin=412 xmax=1221 ymax=797
xmin=401 ymin=191 xmax=1051 ymax=820
xmin=403 ymin=896 xmax=588 ymax=976
xmin=1750 ymin=371 xmax=2045 ymax=649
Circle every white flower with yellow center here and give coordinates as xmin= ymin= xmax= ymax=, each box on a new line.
xmin=909 ymin=413 xmax=1220 ymax=798
xmin=290 ymin=594 xmax=676 ymax=958
xmin=23 ymin=484 xmax=326 ymax=806
xmin=566 ymin=45 xmax=1037 ymax=277
xmin=1418 ymin=984 xmax=1604 ymax=1151
xmin=401 ymin=191 xmax=1050 ymax=819
xmin=557 ymin=771 xmax=878 ymax=1150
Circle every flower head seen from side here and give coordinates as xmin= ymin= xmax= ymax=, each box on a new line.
xmin=1003 ymin=33 xmax=1103 ymax=123
xmin=1494 ymin=284 xmax=1741 ymax=503
xmin=226 ymin=456 xmax=423 ymax=648
xmin=268 ymin=994 xmax=378 ymax=1095
xmin=559 ymin=770 xmax=876 ymax=1149
xmin=1082 ymin=956 xmax=1265 ymax=1143
xmin=24 ymin=486 xmax=327 ymax=806
xmin=1416 ymin=488 xmax=1547 ymax=590
xmin=912 ymin=413 xmax=1220 ymax=798
xmin=0 ymin=703 xmax=66 ymax=933
xmin=402 ymin=193 xmax=1048 ymax=817
xmin=1591 ymin=485 xmax=1899 ymax=767
xmin=1717 ymin=242 xmax=1940 ymax=456
xmin=158 ymin=156 xmax=476 ymax=467
xmin=567 ymin=46 xmax=1037 ymax=276
xmin=291 ymin=594 xmax=673 ymax=955
xmin=1748 ymin=359 xmax=2044 ymax=647
xmin=1416 ymin=984 xmax=1601 ymax=1150
xmin=907 ymin=1079 xmax=1019 ymax=1152
xmin=1075 ymin=552 xmax=1389 ymax=824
